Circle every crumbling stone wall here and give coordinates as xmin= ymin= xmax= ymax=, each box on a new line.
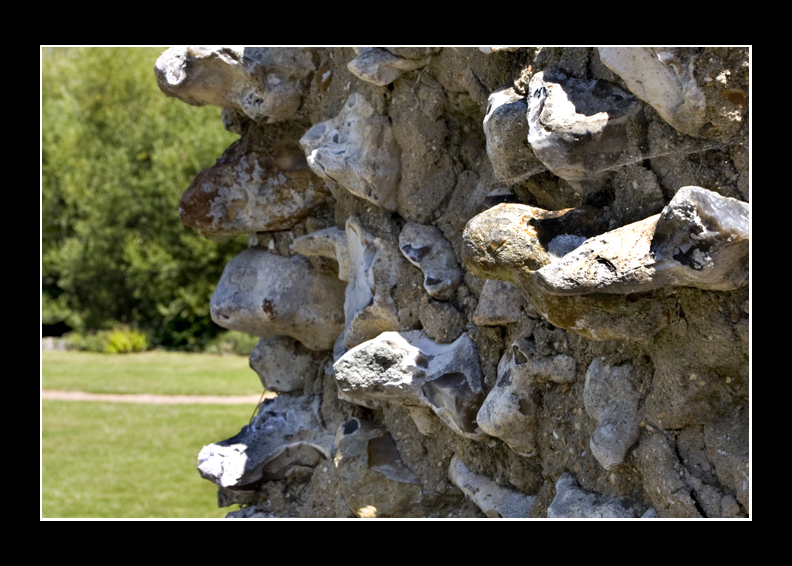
xmin=155 ymin=46 xmax=749 ymax=518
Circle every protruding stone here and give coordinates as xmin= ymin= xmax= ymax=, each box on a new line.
xmin=249 ymin=336 xmax=325 ymax=393
xmin=583 ymin=358 xmax=642 ymax=470
xmin=533 ymin=186 xmax=750 ymax=295
xmin=462 ymin=202 xmax=674 ymax=341
xmin=527 ymin=69 xmax=643 ymax=195
xmin=477 ymin=339 xmax=576 ymax=457
xmin=197 ymin=395 xmax=334 ymax=490
xmin=483 ymin=86 xmax=546 ymax=184
xmin=333 ymin=331 xmax=487 ymax=440
xmin=300 ymin=93 xmax=401 ymax=211
xmin=547 ymin=473 xmax=643 ymax=518
xmin=291 ymin=226 xmax=351 ymax=281
xmin=179 ymin=149 xmax=329 ymax=241
xmin=342 ymin=217 xmax=403 ymax=349
xmin=598 ymin=47 xmax=706 ymax=138
xmin=210 ymin=248 xmax=346 ymax=351
xmin=155 ymin=47 xmax=315 ymax=123
xmin=399 ymin=222 xmax=463 ymax=301
xmin=448 ymin=455 xmax=536 ymax=518
xmin=347 ymin=47 xmax=428 ymax=87
xmin=461 ymin=202 xmax=609 ymax=288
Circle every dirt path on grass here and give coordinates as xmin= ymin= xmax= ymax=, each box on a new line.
xmin=41 ymin=389 xmax=276 ymax=404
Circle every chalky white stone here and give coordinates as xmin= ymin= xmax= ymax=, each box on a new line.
xmin=155 ymin=46 xmax=315 ymax=123
xmin=334 ymin=331 xmax=487 ymax=440
xmin=300 ymin=93 xmax=401 ymax=211
xmin=533 ymin=186 xmax=750 ymax=295
xmin=477 ymin=339 xmax=576 ymax=457
xmin=448 ymin=455 xmax=536 ymax=518
xmin=527 ymin=69 xmax=642 ymax=196
xmin=197 ymin=395 xmax=334 ymax=490
xmin=347 ymin=47 xmax=428 ymax=86
xmin=210 ymin=248 xmax=346 ymax=351
xmin=548 ymin=472 xmax=644 ymax=518
xmin=583 ymin=358 xmax=642 ymax=470
xmin=399 ymin=222 xmax=463 ymax=301
xmin=598 ymin=47 xmax=706 ymax=138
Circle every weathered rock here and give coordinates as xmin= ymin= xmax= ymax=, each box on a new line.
xmin=342 ymin=217 xmax=403 ymax=350
xmin=155 ymin=47 xmax=315 ymax=123
xmin=598 ymin=47 xmax=707 ymax=138
xmin=483 ymin=86 xmax=545 ymax=184
xmin=448 ymin=455 xmax=536 ymax=517
xmin=249 ymin=336 xmax=325 ymax=393
xmin=477 ymin=338 xmax=576 ymax=457
xmin=300 ymin=92 xmax=401 ymax=211
xmin=291 ymin=226 xmax=351 ymax=281
xmin=461 ymin=202 xmax=609 ymax=288
xmin=583 ymin=358 xmax=642 ymax=470
xmin=210 ymin=248 xmax=346 ymax=351
xmin=547 ymin=472 xmax=644 ymax=518
xmin=476 ymin=342 xmax=540 ymax=457
xmin=334 ymin=331 xmax=487 ymax=440
xmin=527 ymin=69 xmax=644 ymax=196
xmin=156 ymin=46 xmax=749 ymax=519
xmin=399 ymin=222 xmax=463 ymax=301
xmin=197 ymin=395 xmax=334 ymax=491
xmin=179 ymin=149 xmax=329 ymax=241
xmin=533 ymin=186 xmax=750 ymax=295
xmin=347 ymin=47 xmax=429 ymax=87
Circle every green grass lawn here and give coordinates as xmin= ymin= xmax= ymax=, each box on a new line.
xmin=41 ymin=350 xmax=263 ymax=396
xmin=41 ymin=350 xmax=268 ymax=518
xmin=42 ymin=400 xmax=254 ymax=518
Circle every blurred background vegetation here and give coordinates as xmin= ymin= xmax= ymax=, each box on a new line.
xmin=41 ymin=46 xmax=250 ymax=352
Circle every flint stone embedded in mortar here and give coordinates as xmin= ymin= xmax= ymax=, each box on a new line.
xmin=527 ymin=69 xmax=643 ymax=196
xmin=300 ymin=92 xmax=401 ymax=211
xmin=462 ymin=202 xmax=674 ymax=341
xmin=347 ymin=47 xmax=429 ymax=87
xmin=477 ymin=339 xmax=576 ymax=457
xmin=583 ymin=358 xmax=642 ymax=471
xmin=291 ymin=226 xmax=351 ymax=281
xmin=155 ymin=47 xmax=315 ymax=123
xmin=342 ymin=216 xmax=403 ymax=350
xmin=448 ymin=454 xmax=536 ymax=518
xmin=547 ymin=472 xmax=645 ymax=518
xmin=598 ymin=47 xmax=707 ymax=139
xmin=483 ymin=86 xmax=546 ymax=185
xmin=334 ymin=418 xmax=459 ymax=518
xmin=333 ymin=330 xmax=487 ymax=440
xmin=179 ymin=149 xmax=329 ymax=241
xmin=399 ymin=222 xmax=463 ymax=301
xmin=249 ymin=336 xmax=324 ymax=393
xmin=533 ymin=186 xmax=750 ymax=295
xmin=210 ymin=248 xmax=346 ymax=351
xmin=461 ymin=202 xmax=609 ymax=287
xmin=197 ymin=395 xmax=334 ymax=491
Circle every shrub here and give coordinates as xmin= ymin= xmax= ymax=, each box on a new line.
xmin=63 ymin=327 xmax=150 ymax=354
xmin=203 ymin=330 xmax=259 ymax=356
xmin=104 ymin=328 xmax=150 ymax=354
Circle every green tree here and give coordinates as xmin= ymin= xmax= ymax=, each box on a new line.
xmin=42 ymin=47 xmax=246 ymax=349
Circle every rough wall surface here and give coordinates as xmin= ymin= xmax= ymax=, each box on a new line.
xmin=156 ymin=46 xmax=750 ymax=518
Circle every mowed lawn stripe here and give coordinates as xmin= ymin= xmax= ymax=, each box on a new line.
xmin=41 ymin=350 xmax=264 ymax=397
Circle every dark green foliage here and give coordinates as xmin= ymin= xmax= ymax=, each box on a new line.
xmin=42 ymin=47 xmax=246 ymax=349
